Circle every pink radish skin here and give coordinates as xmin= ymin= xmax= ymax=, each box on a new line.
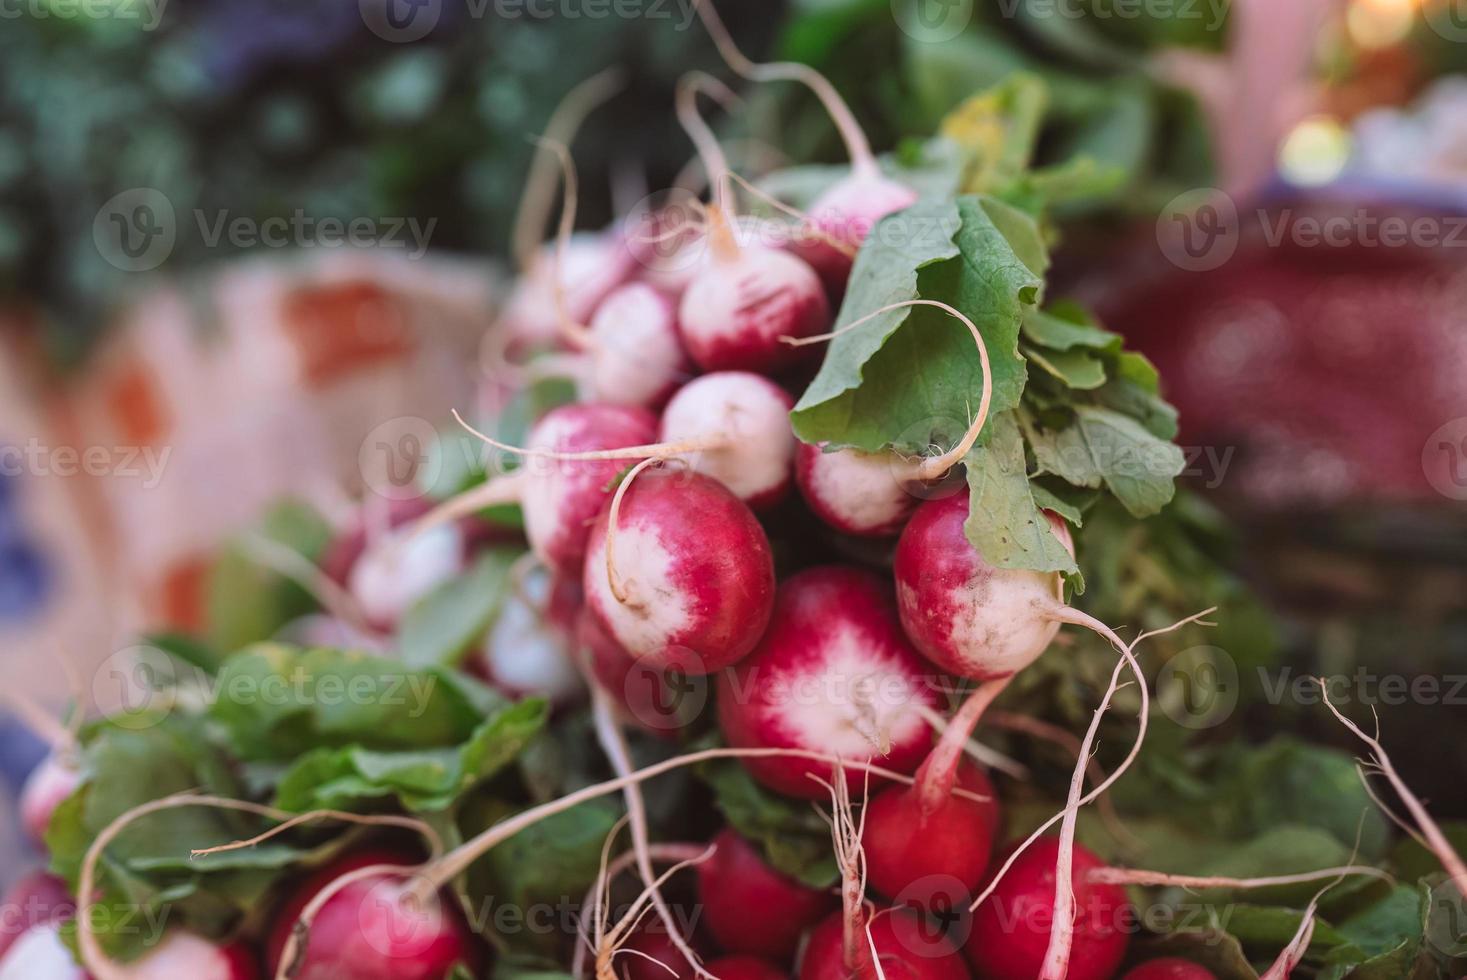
xmin=798 ymin=907 xmax=969 ymax=980
xmin=707 ymin=956 xmax=788 ymax=980
xmin=717 ymin=566 xmax=939 ymax=798
xmin=1122 ymin=960 xmax=1217 ymax=980
xmin=472 ymin=567 xmax=585 ymax=706
xmin=677 ymin=244 xmax=828 ymax=374
xmin=0 ymin=922 xmax=86 ymax=980
xmin=894 ymin=495 xmax=1073 ymax=680
xmin=20 ymin=754 xmax=81 ymax=844
xmin=521 ymin=404 xmax=659 ymax=576
xmin=579 ymin=609 xmax=697 ymax=736
xmin=794 ymin=173 xmax=918 ymax=295
xmin=659 ymin=373 xmax=796 ymax=510
xmin=266 ymin=851 xmax=478 ymax=980
xmin=966 ymin=838 xmax=1130 ymax=980
xmin=861 ymin=762 xmax=999 ymax=904
xmin=126 ymin=933 xmax=257 ymax=979
xmin=795 ymin=442 xmax=917 ymax=537
xmin=582 ymin=283 xmax=689 ymax=409
xmin=583 ymin=469 xmax=775 ymax=675
xmin=696 ymin=829 xmax=835 ymax=961
xmin=0 ymin=873 xmax=74 ymax=960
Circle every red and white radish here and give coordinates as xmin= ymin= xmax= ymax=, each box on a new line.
xmin=693 ymin=0 xmax=916 ymax=293
xmin=894 ymin=497 xmax=1073 ymax=681
xmin=0 ymin=873 xmax=74 ymax=961
xmin=658 ymin=372 xmax=796 ymax=510
xmin=579 ymin=608 xmax=700 ymax=736
xmin=583 ymin=466 xmax=775 ymax=674
xmin=1122 ymin=960 xmax=1218 ymax=980
xmin=674 ymin=73 xmax=829 ymax=374
xmin=965 ymin=838 xmax=1130 ymax=980
xmin=0 ymin=922 xmax=86 ymax=980
xmin=347 ymin=521 xmax=465 ymax=630
xmin=472 ymin=565 xmax=585 ymax=705
xmin=129 ymin=933 xmax=257 ymax=979
xmin=794 ymin=441 xmax=916 ymax=538
xmin=717 ymin=565 xmax=939 ymax=798
xmin=798 ymin=907 xmax=969 ymax=980
xmin=696 ymin=829 xmax=835 ymax=961
xmin=19 ymin=753 xmax=82 ymax=845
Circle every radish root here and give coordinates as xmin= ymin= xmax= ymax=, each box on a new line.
xmin=915 ymin=677 xmax=1011 ymax=814
xmin=573 ymin=841 xmax=708 ymax=980
xmin=1089 ymin=866 xmax=1390 ymax=889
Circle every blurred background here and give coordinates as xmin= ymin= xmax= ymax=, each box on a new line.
xmin=1 ymin=0 xmax=1466 ymax=868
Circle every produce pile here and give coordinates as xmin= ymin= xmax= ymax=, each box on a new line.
xmin=7 ymin=8 xmax=1466 ymax=980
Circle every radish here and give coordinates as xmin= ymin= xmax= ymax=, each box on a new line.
xmin=579 ymin=607 xmax=700 ymax=736
xmin=348 ymin=521 xmax=465 ymax=630
xmin=794 ymin=441 xmax=916 ymax=538
xmin=471 ymin=565 xmax=585 ymax=705
xmin=696 ymin=829 xmax=835 ymax=961
xmin=19 ymin=753 xmax=82 ymax=845
xmin=583 ymin=466 xmax=776 ymax=674
xmin=798 ymin=908 xmax=969 ymax=980
xmin=893 ymin=497 xmax=1074 ymax=681
xmin=127 ymin=933 xmax=257 ymax=979
xmin=674 ymin=73 xmax=829 ymax=375
xmin=693 ymin=0 xmax=916 ymax=294
xmin=616 ymin=924 xmax=708 ymax=980
xmin=0 ymin=873 xmax=74 ymax=960
xmin=0 ymin=922 xmax=86 ymax=980
xmin=406 ymin=403 xmax=658 ymax=578
xmin=1121 ymin=960 xmax=1217 ymax=980
xmin=658 ymin=372 xmax=796 ymax=510
xmin=707 ymin=956 xmax=788 ymax=980
xmin=965 ymin=838 xmax=1130 ymax=980
xmin=716 ymin=565 xmax=939 ymax=798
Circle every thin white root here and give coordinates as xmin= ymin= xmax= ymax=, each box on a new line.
xmin=691 ymin=0 xmax=877 ymax=175
xmin=915 ymin=677 xmax=1012 ymax=813
xmin=394 ymin=469 xmax=528 ymax=549
xmin=238 ymin=533 xmax=372 ymax=634
xmin=594 ymin=843 xmax=717 ymax=980
xmin=1090 ymin=866 xmax=1391 ymax=889
xmin=574 ymin=841 xmax=707 ymax=980
xmin=1321 ymin=683 xmax=1467 ymax=898
xmin=914 ymin=704 xmax=1028 ymax=780
xmin=0 ymin=690 xmax=75 ymax=753
xmin=605 ymin=457 xmax=663 ymax=606
xmin=809 ymin=767 xmax=871 ymax=972
xmin=535 ymin=136 xmax=596 ymax=351
xmin=591 ymin=689 xmax=711 ymax=980
xmin=514 ymin=68 xmax=628 ymax=274
xmin=453 ymin=409 xmax=727 ymax=464
xmin=779 ymin=299 xmax=992 ymax=482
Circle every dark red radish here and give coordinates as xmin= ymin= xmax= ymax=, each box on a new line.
xmin=966 ymin=838 xmax=1130 ymax=980
xmin=579 ymin=608 xmax=701 ymax=736
xmin=697 ymin=829 xmax=835 ymax=961
xmin=20 ymin=754 xmax=81 ymax=844
xmin=265 ymin=850 xmax=478 ymax=980
xmin=798 ymin=907 xmax=969 ymax=980
xmin=471 ymin=565 xmax=585 ymax=705
xmin=583 ymin=467 xmax=775 ymax=675
xmin=795 ymin=441 xmax=916 ymax=538
xmin=0 ymin=922 xmax=86 ymax=980
xmin=717 ymin=566 xmax=939 ymax=798
xmin=894 ymin=496 xmax=1074 ymax=681
xmin=616 ymin=923 xmax=708 ymax=980
xmin=0 ymin=873 xmax=74 ymax=960
xmin=707 ymin=955 xmax=788 ymax=980
xmin=673 ymin=74 xmax=829 ymax=375
xmin=659 ymin=372 xmax=796 ymax=510
xmin=692 ymin=0 xmax=916 ymax=294
xmin=1121 ymin=960 xmax=1217 ymax=980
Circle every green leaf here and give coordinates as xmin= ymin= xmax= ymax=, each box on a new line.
xmin=792 ymin=196 xmax=1043 ymax=456
xmin=1022 ymin=304 xmax=1122 ymax=352
xmin=1392 ymin=823 xmax=1467 ymax=883
xmin=1094 ymin=351 xmax=1180 ymax=441
xmin=964 ymin=412 xmax=1081 ymax=583
xmin=398 ymin=547 xmax=522 ymax=669
xmin=1025 ymin=344 xmax=1106 ymax=390
xmin=209 ymin=644 xmax=500 ymax=761
xmin=698 ymin=759 xmax=837 ymax=888
xmin=1030 ymin=406 xmax=1183 ymax=517
xmin=272 ymin=698 xmax=547 ymax=813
